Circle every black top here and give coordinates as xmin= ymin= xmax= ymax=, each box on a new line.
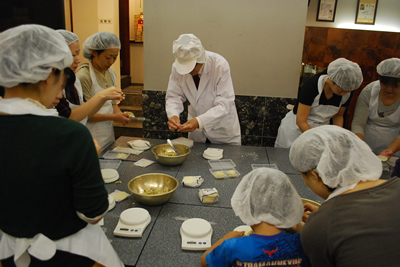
xmin=294 ymin=71 xmax=352 ymax=114
xmin=0 ymin=115 xmax=108 ymax=240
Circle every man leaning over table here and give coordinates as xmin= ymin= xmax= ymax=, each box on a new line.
xmin=165 ymin=33 xmax=241 ymax=145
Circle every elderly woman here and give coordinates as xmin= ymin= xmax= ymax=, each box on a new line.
xmin=275 ymin=58 xmax=363 ymax=148
xmin=76 ymin=32 xmax=130 ymax=151
xmin=0 ymin=25 xmax=123 ymax=267
xmin=55 ymin=30 xmax=125 ymax=125
xmin=352 ymin=58 xmax=400 ymax=158
xmin=289 ymin=125 xmax=400 ymax=267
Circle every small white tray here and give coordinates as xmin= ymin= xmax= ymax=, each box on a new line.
xmin=208 ymin=159 xmax=236 ymax=169
xmin=251 ymin=164 xmax=278 ymax=170
xmin=103 ymin=150 xmax=130 ymax=160
xmin=99 ymin=159 xmax=122 ymax=169
xmin=209 ymin=168 xmax=240 ymax=179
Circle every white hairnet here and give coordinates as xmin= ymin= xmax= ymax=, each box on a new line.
xmin=0 ymin=24 xmax=72 ymax=88
xmin=82 ymin=32 xmax=121 ymax=59
xmin=231 ymin=168 xmax=303 ymax=228
xmin=377 ymin=58 xmax=400 ymax=78
xmin=56 ymin=30 xmax=79 ymax=46
xmin=327 ymin=58 xmax=363 ymax=91
xmin=289 ymin=125 xmax=382 ymax=188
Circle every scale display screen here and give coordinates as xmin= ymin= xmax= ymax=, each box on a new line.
xmin=187 ymin=241 xmax=197 ymax=244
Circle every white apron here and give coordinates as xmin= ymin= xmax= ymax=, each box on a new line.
xmin=363 ymin=82 xmax=400 ymax=156
xmin=85 ymin=62 xmax=116 ymax=151
xmin=0 ymin=98 xmax=124 ymax=267
xmin=63 ymin=77 xmax=88 ymax=125
xmin=275 ymin=75 xmax=350 ymax=148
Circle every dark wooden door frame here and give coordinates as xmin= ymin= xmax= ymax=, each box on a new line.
xmin=119 ymin=0 xmax=130 ymax=76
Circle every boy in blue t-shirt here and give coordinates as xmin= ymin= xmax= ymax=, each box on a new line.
xmin=201 ymin=168 xmax=310 ymax=267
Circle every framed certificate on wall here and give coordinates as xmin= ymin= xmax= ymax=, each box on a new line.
xmin=316 ymin=0 xmax=337 ymax=22
xmin=355 ymin=0 xmax=378 ymax=25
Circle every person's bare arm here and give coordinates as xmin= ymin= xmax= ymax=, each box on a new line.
xmin=296 ymin=103 xmax=312 ymax=132
xmin=380 ymin=138 xmax=400 ymax=159
xmin=69 ymin=87 xmax=125 ymax=121
xmin=87 ymin=104 xmax=130 ymax=125
xmin=201 ymin=231 xmax=244 ymax=267
xmin=332 ymin=106 xmax=347 ymax=127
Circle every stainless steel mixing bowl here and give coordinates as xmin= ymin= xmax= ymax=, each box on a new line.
xmin=128 ymin=173 xmax=179 ymax=205
xmin=152 ymin=143 xmax=190 ymax=166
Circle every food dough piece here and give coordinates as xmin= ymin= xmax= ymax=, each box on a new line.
xmin=112 ymin=191 xmax=129 ymax=202
xmin=245 ymin=228 xmax=254 ymax=236
xmin=143 ymin=186 xmax=170 ymax=195
xmin=182 ymin=176 xmax=204 ymax=187
xmin=160 ymin=148 xmax=177 ymax=157
xmin=377 ymin=155 xmax=388 ymax=162
xmin=199 ymin=188 xmax=219 ymax=203
xmin=226 ymin=170 xmax=237 ymax=177
xmin=124 ymin=111 xmax=135 ymax=119
xmin=116 ymin=153 xmax=128 ymax=160
xmin=213 ymin=171 xmax=226 ymax=178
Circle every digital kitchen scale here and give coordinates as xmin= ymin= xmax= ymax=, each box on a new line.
xmin=113 ymin=208 xmax=151 ymax=238
xmin=180 ymin=218 xmax=212 ymax=251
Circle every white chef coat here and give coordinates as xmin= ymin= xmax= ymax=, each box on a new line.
xmin=275 ymin=75 xmax=350 ymax=148
xmin=85 ymin=62 xmax=116 ymax=151
xmin=0 ymin=97 xmax=124 ymax=267
xmin=166 ymin=51 xmax=241 ymax=145
xmin=363 ymin=81 xmax=400 ymax=156
xmin=63 ymin=77 xmax=88 ymax=125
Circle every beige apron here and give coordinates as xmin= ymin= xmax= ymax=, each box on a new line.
xmin=85 ymin=63 xmax=116 ymax=151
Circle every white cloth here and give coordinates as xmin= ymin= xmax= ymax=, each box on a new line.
xmin=0 ymin=98 xmax=57 ymax=117
xmin=63 ymin=77 xmax=88 ymax=125
xmin=0 ymin=224 xmax=124 ymax=267
xmin=231 ymin=168 xmax=303 ymax=228
xmin=289 ymin=125 xmax=382 ymax=188
xmin=275 ymin=75 xmax=350 ymax=148
xmin=363 ymin=82 xmax=400 ymax=156
xmin=166 ymin=51 xmax=241 ymax=145
xmin=85 ymin=62 xmax=116 ymax=151
xmin=0 ymin=25 xmax=72 ymax=88
xmin=325 ymin=183 xmax=358 ymax=202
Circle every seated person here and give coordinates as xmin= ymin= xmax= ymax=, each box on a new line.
xmin=289 ymin=125 xmax=400 ymax=266
xmin=201 ymin=168 xmax=310 ymax=267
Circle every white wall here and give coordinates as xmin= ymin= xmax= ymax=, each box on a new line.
xmin=130 ymin=43 xmax=144 ymax=84
xmin=144 ymin=0 xmax=309 ymax=98
xmin=71 ymin=0 xmax=121 ymax=89
xmin=306 ymin=0 xmax=400 ymax=32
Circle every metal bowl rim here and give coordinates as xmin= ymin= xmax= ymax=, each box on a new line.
xmin=128 ymin=173 xmax=179 ymax=197
xmin=151 ymin=144 xmax=191 ymax=157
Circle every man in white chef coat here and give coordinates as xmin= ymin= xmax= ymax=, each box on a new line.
xmin=166 ymin=34 xmax=241 ymax=145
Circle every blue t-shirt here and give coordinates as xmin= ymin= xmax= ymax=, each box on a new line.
xmin=206 ymin=232 xmax=310 ymax=267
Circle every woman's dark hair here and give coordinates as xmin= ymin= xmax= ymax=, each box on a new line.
xmin=63 ymin=67 xmax=81 ymax=105
xmin=20 ymin=69 xmax=62 ymax=88
xmin=0 ymin=86 xmax=5 ymax=97
xmin=95 ymin=50 xmax=105 ymax=56
xmin=378 ymin=75 xmax=400 ymax=88
xmin=301 ymin=171 xmax=336 ymax=192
